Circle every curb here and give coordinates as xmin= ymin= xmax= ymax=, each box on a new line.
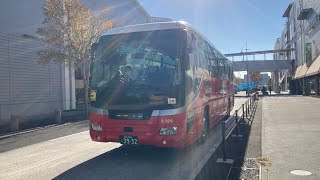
xmin=0 ymin=120 xmax=89 ymax=140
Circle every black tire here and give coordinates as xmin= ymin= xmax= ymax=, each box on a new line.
xmin=200 ymin=109 xmax=209 ymax=143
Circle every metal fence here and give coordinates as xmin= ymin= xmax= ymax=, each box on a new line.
xmin=219 ymin=94 xmax=258 ymax=162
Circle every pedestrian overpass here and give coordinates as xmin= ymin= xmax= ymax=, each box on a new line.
xmin=225 ymin=49 xmax=295 ymax=93
xmin=232 ymin=59 xmax=294 ymax=72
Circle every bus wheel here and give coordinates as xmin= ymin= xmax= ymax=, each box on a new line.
xmin=201 ymin=109 xmax=209 ymax=143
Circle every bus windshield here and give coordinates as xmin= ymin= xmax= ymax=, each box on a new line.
xmin=90 ymin=29 xmax=185 ymax=110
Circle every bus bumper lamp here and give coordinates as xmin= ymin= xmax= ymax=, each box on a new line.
xmin=159 ymin=127 xmax=177 ymax=135
xmin=91 ymin=123 xmax=103 ymax=132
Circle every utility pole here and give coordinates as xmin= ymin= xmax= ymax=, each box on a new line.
xmin=299 ymin=0 xmax=305 ymax=95
xmin=242 ymin=42 xmax=250 ymax=94
xmin=245 ymin=42 xmax=249 ymax=61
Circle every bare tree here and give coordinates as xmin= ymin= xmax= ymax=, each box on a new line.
xmin=234 ymin=76 xmax=243 ymax=85
xmin=37 ymin=0 xmax=112 ymax=116
xmin=248 ymin=72 xmax=262 ymax=86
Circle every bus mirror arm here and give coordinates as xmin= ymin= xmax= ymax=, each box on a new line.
xmin=91 ymin=43 xmax=98 ymax=60
xmin=184 ymin=60 xmax=190 ymax=70
xmin=182 ymin=54 xmax=190 ymax=70
xmin=92 ymin=43 xmax=98 ymax=51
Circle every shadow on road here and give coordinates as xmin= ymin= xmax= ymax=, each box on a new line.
xmin=54 ymin=145 xmax=184 ymax=180
xmin=54 ymin=123 xmax=224 ymax=180
xmin=54 ymin=102 xmax=261 ymax=180
xmin=0 ymin=121 xmax=89 ymax=153
xmin=196 ymin=100 xmax=261 ymax=180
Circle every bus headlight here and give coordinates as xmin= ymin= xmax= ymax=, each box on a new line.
xmin=91 ymin=123 xmax=102 ymax=132
xmin=159 ymin=127 xmax=177 ymax=135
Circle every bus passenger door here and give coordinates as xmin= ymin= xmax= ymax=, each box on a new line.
xmin=217 ymin=78 xmax=224 ymax=120
xmin=222 ymin=79 xmax=228 ymax=114
xmin=204 ymin=80 xmax=214 ymax=125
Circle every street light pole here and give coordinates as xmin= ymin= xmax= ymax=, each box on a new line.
xmin=243 ymin=42 xmax=250 ymax=95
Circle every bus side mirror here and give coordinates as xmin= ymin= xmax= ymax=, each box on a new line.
xmin=91 ymin=43 xmax=98 ymax=60
xmin=182 ymin=56 xmax=190 ymax=70
xmin=186 ymin=32 xmax=196 ymax=53
xmin=92 ymin=43 xmax=98 ymax=51
xmin=187 ymin=46 xmax=193 ymax=54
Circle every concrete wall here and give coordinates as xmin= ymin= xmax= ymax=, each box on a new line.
xmin=0 ymin=0 xmax=152 ymax=125
xmin=0 ymin=33 xmax=63 ymax=124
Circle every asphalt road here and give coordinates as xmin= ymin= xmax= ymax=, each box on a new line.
xmin=0 ymin=98 xmax=248 ymax=180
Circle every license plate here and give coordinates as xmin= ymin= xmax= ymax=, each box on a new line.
xmin=120 ymin=135 xmax=138 ymax=145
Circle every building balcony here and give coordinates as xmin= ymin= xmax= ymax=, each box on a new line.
xmin=305 ymin=14 xmax=320 ymax=34
xmin=297 ymin=8 xmax=313 ymax=20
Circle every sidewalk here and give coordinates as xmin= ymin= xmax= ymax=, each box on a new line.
xmin=235 ymin=90 xmax=290 ymax=98
xmin=266 ymin=91 xmax=290 ymax=96
xmin=234 ymin=91 xmax=257 ymax=98
xmin=262 ymin=96 xmax=320 ymax=179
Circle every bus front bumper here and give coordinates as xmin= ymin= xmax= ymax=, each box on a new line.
xmin=90 ymin=128 xmax=187 ymax=148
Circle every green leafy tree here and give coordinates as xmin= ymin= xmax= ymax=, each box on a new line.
xmin=37 ymin=0 xmax=112 ymax=116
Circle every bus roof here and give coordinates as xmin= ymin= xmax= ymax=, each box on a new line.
xmin=100 ymin=21 xmax=229 ymax=61
xmin=101 ymin=21 xmax=190 ymax=36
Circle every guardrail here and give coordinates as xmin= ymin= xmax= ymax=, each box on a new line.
xmin=217 ymin=93 xmax=258 ymax=163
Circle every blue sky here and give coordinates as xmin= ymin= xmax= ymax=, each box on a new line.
xmin=139 ymin=0 xmax=293 ymax=55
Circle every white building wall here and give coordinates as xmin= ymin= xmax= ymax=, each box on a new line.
xmin=0 ymin=34 xmax=63 ymax=124
xmin=0 ymin=0 xmax=152 ymax=124
xmin=290 ymin=0 xmax=320 ymax=67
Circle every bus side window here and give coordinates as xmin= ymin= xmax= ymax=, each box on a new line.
xmin=230 ymin=66 xmax=234 ymax=81
xmin=203 ymin=41 xmax=211 ymax=71
xmin=210 ymin=58 xmax=218 ymax=77
xmin=224 ymin=62 xmax=232 ymax=81
xmin=219 ymin=59 xmax=225 ymax=79
xmin=185 ymin=46 xmax=197 ymax=101
xmin=187 ymin=32 xmax=196 ymax=54
xmin=224 ymin=62 xmax=228 ymax=81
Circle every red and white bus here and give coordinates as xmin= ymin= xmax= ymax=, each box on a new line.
xmin=89 ymin=21 xmax=234 ymax=148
